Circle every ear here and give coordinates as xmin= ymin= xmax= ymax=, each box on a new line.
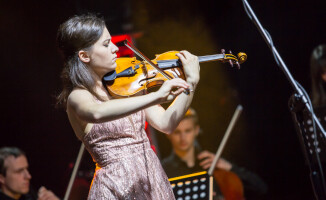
xmin=78 ymin=50 xmax=90 ymax=63
xmin=0 ymin=174 xmax=5 ymax=185
xmin=166 ymin=133 xmax=171 ymax=140
xmin=321 ymin=72 xmax=326 ymax=82
xmin=194 ymin=125 xmax=200 ymax=137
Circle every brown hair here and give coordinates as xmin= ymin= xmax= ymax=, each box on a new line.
xmin=310 ymin=44 xmax=326 ymax=107
xmin=56 ymin=14 xmax=106 ymax=108
xmin=0 ymin=147 xmax=26 ymax=176
xmin=183 ymin=108 xmax=199 ymax=126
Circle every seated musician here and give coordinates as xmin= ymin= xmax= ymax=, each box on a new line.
xmin=0 ymin=147 xmax=60 ymax=200
xmin=310 ymin=44 xmax=326 ymax=107
xmin=161 ymin=108 xmax=268 ymax=199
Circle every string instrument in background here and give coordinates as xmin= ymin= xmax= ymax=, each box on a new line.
xmin=103 ymin=40 xmax=247 ymax=98
xmin=213 ymin=169 xmax=244 ymax=200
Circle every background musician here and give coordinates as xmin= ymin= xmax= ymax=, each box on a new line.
xmin=0 ymin=147 xmax=60 ymax=200
xmin=161 ymin=108 xmax=268 ymax=199
xmin=310 ymin=44 xmax=326 ymax=107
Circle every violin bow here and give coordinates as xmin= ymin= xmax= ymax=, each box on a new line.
xmin=123 ymin=40 xmax=173 ymax=80
xmin=208 ymin=105 xmax=243 ymax=176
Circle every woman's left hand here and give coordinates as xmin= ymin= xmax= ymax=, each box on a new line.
xmin=176 ymin=51 xmax=200 ymax=88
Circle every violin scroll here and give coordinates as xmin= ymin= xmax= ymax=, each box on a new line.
xmin=237 ymin=52 xmax=247 ymax=64
xmin=221 ymin=49 xmax=247 ymax=69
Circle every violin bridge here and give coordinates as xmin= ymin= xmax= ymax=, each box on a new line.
xmin=140 ymin=61 xmax=148 ymax=92
xmin=140 ymin=61 xmax=148 ymax=77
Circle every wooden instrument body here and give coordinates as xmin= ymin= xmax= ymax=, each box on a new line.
xmin=105 ymin=51 xmax=185 ymax=98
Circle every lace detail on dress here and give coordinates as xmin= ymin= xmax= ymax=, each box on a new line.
xmin=81 ymin=110 xmax=175 ymax=200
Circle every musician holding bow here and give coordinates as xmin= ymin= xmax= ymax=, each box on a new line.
xmin=161 ymin=108 xmax=268 ymax=199
xmin=56 ymin=13 xmax=200 ymax=199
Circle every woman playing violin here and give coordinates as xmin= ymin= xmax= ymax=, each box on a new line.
xmin=56 ymin=13 xmax=200 ymax=199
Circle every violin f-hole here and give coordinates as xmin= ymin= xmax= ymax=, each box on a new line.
xmin=139 ymin=71 xmax=157 ymax=86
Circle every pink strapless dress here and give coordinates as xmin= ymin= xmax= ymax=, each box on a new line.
xmin=82 ymin=110 xmax=175 ymax=200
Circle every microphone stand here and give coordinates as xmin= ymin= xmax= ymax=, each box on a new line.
xmin=241 ymin=0 xmax=326 ymax=199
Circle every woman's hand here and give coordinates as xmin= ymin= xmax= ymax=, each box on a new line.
xmin=155 ymin=78 xmax=190 ymax=103
xmin=176 ymin=51 xmax=200 ymax=89
xmin=144 ymin=51 xmax=199 ymax=134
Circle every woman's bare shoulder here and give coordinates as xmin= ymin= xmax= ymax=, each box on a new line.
xmin=69 ymin=88 xmax=91 ymax=97
xmin=68 ymin=88 xmax=93 ymax=106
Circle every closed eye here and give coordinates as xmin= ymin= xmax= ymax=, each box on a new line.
xmin=103 ymin=38 xmax=111 ymax=47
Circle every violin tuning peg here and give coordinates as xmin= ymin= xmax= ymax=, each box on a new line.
xmin=236 ymin=61 xmax=240 ymax=69
xmin=229 ymin=60 xmax=234 ymax=67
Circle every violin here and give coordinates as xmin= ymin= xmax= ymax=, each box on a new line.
xmin=103 ymin=41 xmax=247 ymax=98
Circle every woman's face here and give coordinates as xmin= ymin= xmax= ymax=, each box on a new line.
xmin=87 ymin=27 xmax=119 ymax=77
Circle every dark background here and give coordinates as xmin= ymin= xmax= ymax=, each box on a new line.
xmin=1 ymin=0 xmax=326 ymax=199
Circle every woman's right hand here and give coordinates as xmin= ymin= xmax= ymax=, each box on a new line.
xmin=155 ymin=78 xmax=190 ymax=103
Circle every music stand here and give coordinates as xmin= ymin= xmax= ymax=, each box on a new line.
xmin=169 ymin=171 xmax=213 ymax=200
xmin=289 ymin=95 xmax=326 ymax=199
xmin=302 ymin=105 xmax=326 ymax=163
xmin=241 ymin=0 xmax=326 ymax=198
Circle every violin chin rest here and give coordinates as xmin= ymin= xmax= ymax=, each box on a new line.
xmin=103 ymin=70 xmax=117 ymax=81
